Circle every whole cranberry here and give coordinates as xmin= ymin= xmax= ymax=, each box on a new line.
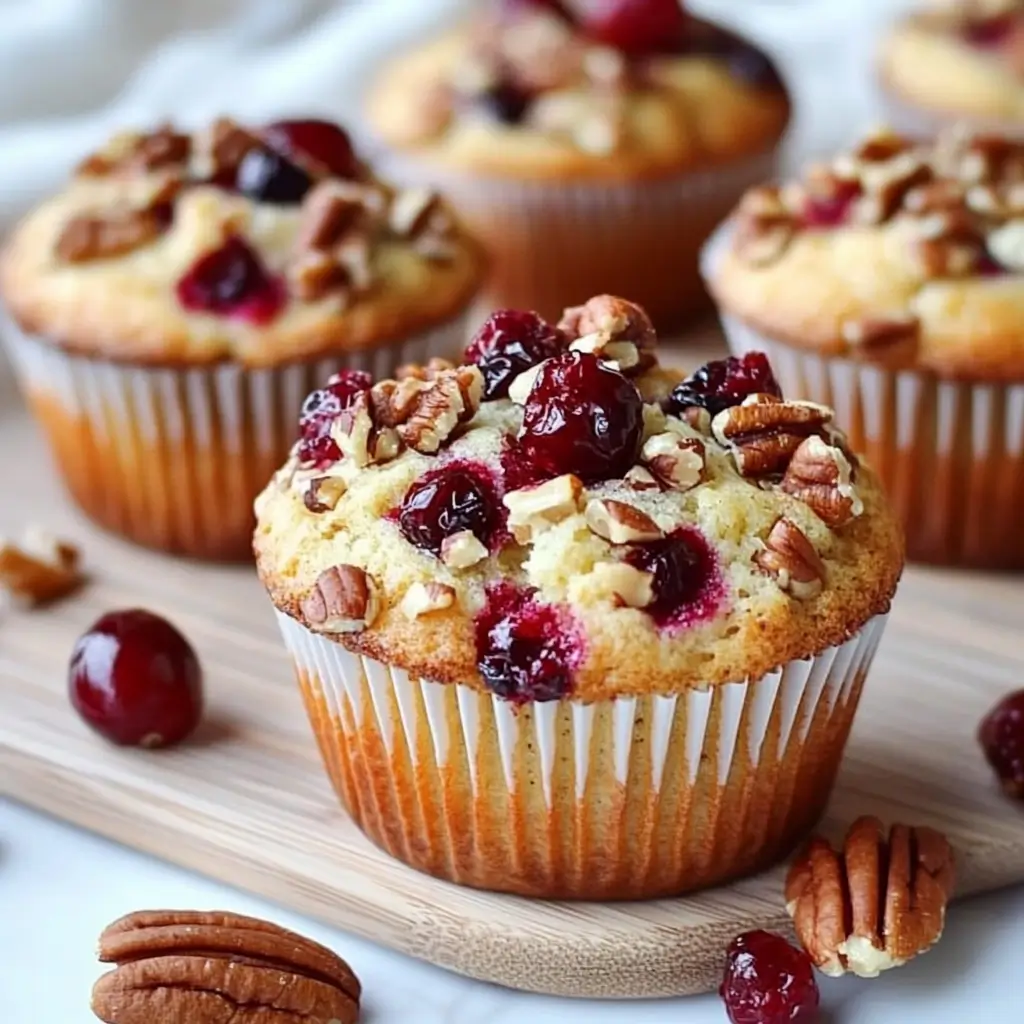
xmin=176 ymin=236 xmax=284 ymax=323
xmin=668 ymin=352 xmax=782 ymax=418
xmin=263 ymin=119 xmax=359 ymax=179
xmin=518 ymin=351 xmax=644 ymax=482
xmin=398 ymin=462 xmax=501 ymax=555
xmin=719 ymin=931 xmax=820 ymax=1024
xmin=69 ymin=609 xmax=203 ymax=748
xmin=578 ymin=0 xmax=688 ymax=56
xmin=979 ymin=690 xmax=1024 ymax=798
xmin=464 ymin=309 xmax=566 ymax=399
xmin=297 ymin=369 xmax=372 ymax=467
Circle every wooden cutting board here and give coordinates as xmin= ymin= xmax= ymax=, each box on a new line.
xmin=3 ymin=343 xmax=1024 ymax=999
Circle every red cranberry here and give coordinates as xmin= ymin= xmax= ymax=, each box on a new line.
xmin=263 ymin=119 xmax=359 ymax=179
xmin=398 ymin=462 xmax=501 ymax=555
xmin=668 ymin=352 xmax=782 ymax=418
xmin=69 ymin=609 xmax=203 ymax=748
xmin=518 ymin=351 xmax=644 ymax=482
xmin=979 ymin=690 xmax=1024 ymax=799
xmin=578 ymin=0 xmax=688 ymax=56
xmin=964 ymin=13 xmax=1017 ymax=47
xmin=176 ymin=236 xmax=284 ymax=323
xmin=802 ymin=179 xmax=861 ymax=229
xmin=464 ymin=309 xmax=567 ymax=400
xmin=720 ymin=931 xmax=820 ymax=1024
xmin=625 ymin=527 xmax=722 ymax=629
xmin=297 ymin=369 xmax=372 ymax=467
xmin=499 ymin=435 xmax=550 ymax=494
xmin=476 ymin=583 xmax=581 ymax=702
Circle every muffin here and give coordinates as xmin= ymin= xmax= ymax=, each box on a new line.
xmin=704 ymin=124 xmax=1024 ymax=569
xmin=879 ymin=0 xmax=1024 ymax=134
xmin=365 ymin=0 xmax=789 ymax=326
xmin=0 ymin=118 xmax=483 ymax=560
xmin=254 ymin=293 xmax=903 ymax=901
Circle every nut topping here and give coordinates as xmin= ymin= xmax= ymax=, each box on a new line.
xmin=301 ymin=564 xmax=379 ymax=633
xmin=588 ymin=560 xmax=655 ymax=609
xmin=781 ymin=435 xmax=863 ymax=528
xmin=77 ymin=126 xmax=191 ymax=176
xmin=440 ymin=530 xmax=489 ymax=570
xmin=623 ymin=464 xmax=662 ymax=491
xmin=755 ymin=518 xmax=827 ymax=600
xmin=641 ymin=432 xmax=705 ymax=491
xmin=401 ymin=581 xmax=456 ymax=618
xmin=786 ymin=817 xmax=955 ymax=978
xmin=0 ymin=528 xmax=82 ymax=606
xmin=302 ymin=475 xmax=347 ymax=514
xmin=91 ymin=909 xmax=360 ymax=1024
xmin=558 ymin=294 xmax=657 ymax=375
xmin=503 ymin=474 xmax=584 ymax=543
xmin=585 ymin=498 xmax=664 ymax=544
xmin=56 ymin=205 xmax=170 ymax=263
xmin=392 ymin=366 xmax=483 ymax=455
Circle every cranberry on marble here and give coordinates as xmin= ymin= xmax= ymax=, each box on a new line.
xmin=720 ymin=931 xmax=820 ymax=1024
xmin=579 ymin=0 xmax=688 ymax=56
xmin=297 ymin=369 xmax=372 ymax=467
xmin=668 ymin=352 xmax=782 ymax=418
xmin=176 ymin=236 xmax=284 ymax=323
xmin=518 ymin=351 xmax=644 ymax=482
xmin=464 ymin=309 xmax=567 ymax=400
xmin=979 ymin=689 xmax=1024 ymax=799
xmin=69 ymin=609 xmax=203 ymax=749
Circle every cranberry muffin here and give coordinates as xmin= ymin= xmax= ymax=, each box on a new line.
xmin=254 ymin=294 xmax=903 ymax=900
xmin=0 ymin=118 xmax=483 ymax=560
xmin=704 ymin=125 xmax=1024 ymax=568
xmin=365 ymin=0 xmax=789 ymax=326
xmin=879 ymin=1 xmax=1024 ymax=134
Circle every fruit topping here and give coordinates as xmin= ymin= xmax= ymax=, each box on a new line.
xmin=464 ymin=309 xmax=567 ymax=400
xmin=668 ymin=352 xmax=782 ymax=418
xmin=263 ymin=119 xmax=359 ymax=179
xmin=578 ymin=0 xmax=688 ymax=56
xmin=475 ymin=582 xmax=580 ymax=701
xmin=398 ymin=462 xmax=501 ymax=556
xmin=69 ymin=609 xmax=203 ymax=749
xmin=176 ymin=236 xmax=284 ymax=323
xmin=963 ymin=12 xmax=1017 ymax=47
xmin=296 ymin=370 xmax=373 ymax=467
xmin=518 ymin=350 xmax=644 ymax=482
xmin=719 ymin=930 xmax=821 ymax=1024
xmin=979 ymin=689 xmax=1024 ymax=799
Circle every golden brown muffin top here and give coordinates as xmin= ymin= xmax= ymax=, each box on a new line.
xmin=708 ymin=125 xmax=1024 ymax=380
xmin=254 ymin=295 xmax=903 ymax=704
xmin=0 ymin=119 xmax=483 ymax=368
xmin=365 ymin=5 xmax=790 ymax=182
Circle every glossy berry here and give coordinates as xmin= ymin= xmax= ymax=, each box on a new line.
xmin=668 ymin=352 xmax=782 ymax=418
xmin=979 ymin=690 xmax=1024 ymax=799
xmin=464 ymin=309 xmax=566 ymax=399
xmin=579 ymin=0 xmax=688 ymax=56
xmin=297 ymin=370 xmax=372 ymax=467
xmin=235 ymin=147 xmax=313 ymax=204
xmin=398 ymin=462 xmax=501 ymax=555
xmin=477 ymin=79 xmax=534 ymax=125
xmin=625 ymin=527 xmax=721 ymax=629
xmin=719 ymin=931 xmax=820 ymax=1024
xmin=176 ymin=236 xmax=284 ymax=323
xmin=69 ymin=609 xmax=203 ymax=749
xmin=518 ymin=351 xmax=644 ymax=482
xmin=476 ymin=583 xmax=580 ymax=702
xmin=802 ymin=179 xmax=861 ymax=229
xmin=963 ymin=13 xmax=1016 ymax=47
xmin=263 ymin=119 xmax=358 ymax=179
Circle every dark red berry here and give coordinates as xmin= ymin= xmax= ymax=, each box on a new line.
xmin=979 ymin=690 xmax=1024 ymax=799
xmin=519 ymin=351 xmax=644 ymax=482
xmin=802 ymin=179 xmax=861 ymax=229
xmin=477 ymin=78 xmax=534 ymax=124
xmin=476 ymin=583 xmax=581 ymax=702
xmin=499 ymin=435 xmax=550 ymax=494
xmin=578 ymin=0 xmax=688 ymax=56
xmin=668 ymin=352 xmax=782 ymax=418
xmin=398 ymin=462 xmax=501 ymax=555
xmin=719 ymin=930 xmax=820 ymax=1024
xmin=464 ymin=309 xmax=566 ymax=400
xmin=176 ymin=236 xmax=284 ymax=323
xmin=235 ymin=146 xmax=313 ymax=204
xmin=263 ymin=119 xmax=359 ymax=179
xmin=964 ymin=12 xmax=1017 ymax=47
xmin=297 ymin=370 xmax=372 ymax=467
xmin=625 ymin=527 xmax=722 ymax=629
xmin=69 ymin=609 xmax=203 ymax=749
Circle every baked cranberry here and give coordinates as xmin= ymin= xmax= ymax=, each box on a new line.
xmin=176 ymin=236 xmax=284 ymax=323
xmin=979 ymin=690 xmax=1024 ymax=799
xmin=297 ymin=369 xmax=372 ymax=467
xmin=69 ymin=609 xmax=203 ymax=749
xmin=464 ymin=309 xmax=567 ymax=400
xmin=263 ymin=119 xmax=359 ymax=179
xmin=398 ymin=462 xmax=501 ymax=555
xmin=668 ymin=352 xmax=782 ymax=418
xmin=579 ymin=0 xmax=688 ymax=56
xmin=964 ymin=13 xmax=1017 ymax=47
xmin=802 ymin=179 xmax=861 ymax=229
xmin=476 ymin=78 xmax=534 ymax=124
xmin=476 ymin=583 xmax=581 ymax=702
xmin=518 ymin=351 xmax=644 ymax=482
xmin=720 ymin=931 xmax=820 ymax=1024
xmin=235 ymin=147 xmax=313 ymax=204
xmin=625 ymin=527 xmax=722 ymax=629
xmin=499 ymin=435 xmax=550 ymax=494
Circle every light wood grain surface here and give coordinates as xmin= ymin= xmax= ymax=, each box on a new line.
xmin=2 ymin=334 xmax=1023 ymax=999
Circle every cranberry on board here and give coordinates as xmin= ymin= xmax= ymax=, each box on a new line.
xmin=719 ymin=930 xmax=821 ymax=1024
xmin=398 ymin=463 xmax=502 ymax=555
xmin=69 ymin=609 xmax=203 ymax=749
xmin=464 ymin=309 xmax=567 ymax=400
xmin=175 ymin=236 xmax=284 ymax=324
xmin=979 ymin=689 xmax=1024 ymax=798
xmin=296 ymin=370 xmax=373 ymax=467
xmin=577 ymin=0 xmax=688 ymax=56
xmin=668 ymin=352 xmax=782 ymax=418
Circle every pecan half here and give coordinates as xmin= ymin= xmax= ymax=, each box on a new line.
xmin=781 ymin=435 xmax=863 ymax=528
xmin=391 ymin=366 xmax=484 ymax=455
xmin=785 ymin=817 xmax=955 ymax=978
xmin=755 ymin=517 xmax=826 ymax=600
xmin=300 ymin=564 xmax=379 ymax=633
xmin=91 ymin=909 xmax=360 ymax=1024
xmin=585 ymin=498 xmax=663 ymax=544
xmin=56 ymin=205 xmax=170 ymax=263
xmin=588 ymin=560 xmax=654 ymax=609
xmin=395 ymin=357 xmax=457 ymax=382
xmin=0 ymin=528 xmax=82 ymax=606
xmin=559 ymin=294 xmax=657 ymax=374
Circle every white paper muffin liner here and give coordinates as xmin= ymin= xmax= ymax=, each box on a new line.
xmin=3 ymin=314 xmax=467 ymax=559
xmin=274 ymin=608 xmax=888 ymax=900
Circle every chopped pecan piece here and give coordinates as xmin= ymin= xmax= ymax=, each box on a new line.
xmin=302 ymin=474 xmax=347 ymax=514
xmin=395 ymin=357 xmax=457 ymax=381
xmin=781 ymin=435 xmax=863 ymax=528
xmin=300 ymin=564 xmax=379 ymax=633
xmin=755 ymin=517 xmax=826 ymax=600
xmin=641 ymin=432 xmax=705 ymax=491
xmin=588 ymin=560 xmax=655 ymax=609
xmin=786 ymin=817 xmax=955 ymax=978
xmin=584 ymin=498 xmax=663 ymax=544
xmin=559 ymin=293 xmax=657 ymax=374
xmin=503 ymin=474 xmax=584 ymax=543
xmin=401 ymin=581 xmax=456 ymax=618
xmin=441 ymin=530 xmax=489 ymax=570
xmin=392 ymin=366 xmax=484 ymax=455
xmin=840 ymin=312 xmax=919 ymax=354
xmin=623 ymin=464 xmax=661 ymax=491
xmin=56 ymin=205 xmax=170 ymax=263
xmin=0 ymin=528 xmax=82 ymax=606
xmin=77 ymin=125 xmax=191 ymax=176
xmin=192 ymin=116 xmax=262 ymax=182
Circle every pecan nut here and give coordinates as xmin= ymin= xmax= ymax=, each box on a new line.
xmin=584 ymin=498 xmax=664 ymax=544
xmin=440 ymin=530 xmax=489 ymax=570
xmin=391 ymin=366 xmax=483 ymax=455
xmin=781 ymin=435 xmax=863 ymax=528
xmin=559 ymin=294 xmax=657 ymax=374
xmin=300 ymin=564 xmax=379 ymax=633
xmin=91 ymin=909 xmax=360 ymax=1024
xmin=503 ymin=474 xmax=584 ymax=543
xmin=754 ymin=517 xmax=826 ymax=600
xmin=0 ymin=528 xmax=82 ymax=606
xmin=400 ymin=581 xmax=456 ymax=618
xmin=588 ymin=560 xmax=654 ymax=609
xmin=56 ymin=205 xmax=170 ymax=263
xmin=641 ymin=432 xmax=705 ymax=491
xmin=77 ymin=126 xmax=191 ymax=176
xmin=785 ymin=816 xmax=955 ymax=978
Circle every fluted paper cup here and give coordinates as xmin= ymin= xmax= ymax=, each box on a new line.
xmin=3 ymin=316 xmax=466 ymax=560
xmin=274 ymin=609 xmax=888 ymax=900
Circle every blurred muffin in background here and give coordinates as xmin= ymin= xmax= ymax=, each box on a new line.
xmin=0 ymin=117 xmax=483 ymax=560
xmin=366 ymin=0 xmax=790 ymax=328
